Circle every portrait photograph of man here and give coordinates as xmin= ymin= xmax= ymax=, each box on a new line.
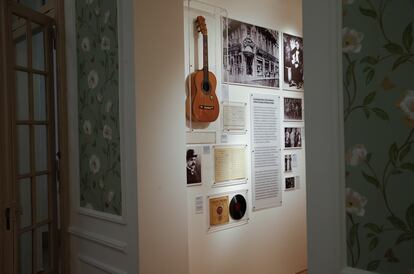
xmin=186 ymin=148 xmax=202 ymax=185
xmin=283 ymin=33 xmax=304 ymax=91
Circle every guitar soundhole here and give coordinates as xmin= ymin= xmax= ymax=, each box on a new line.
xmin=202 ymin=81 xmax=210 ymax=93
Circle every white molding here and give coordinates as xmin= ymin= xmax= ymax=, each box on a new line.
xmin=78 ymin=207 xmax=127 ymax=225
xmin=341 ymin=267 xmax=379 ymax=274
xmin=78 ymin=254 xmax=128 ymax=274
xmin=64 ymin=0 xmax=80 ymax=217
xmin=303 ymin=0 xmax=352 ymax=273
xmin=68 ymin=226 xmax=127 ymax=254
xmin=117 ymin=0 xmax=137 ymax=226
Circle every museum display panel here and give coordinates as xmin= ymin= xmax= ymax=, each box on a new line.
xmin=184 ymin=1 xmax=306 ymax=273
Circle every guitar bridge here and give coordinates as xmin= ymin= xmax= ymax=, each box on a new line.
xmin=199 ymin=105 xmax=214 ymax=110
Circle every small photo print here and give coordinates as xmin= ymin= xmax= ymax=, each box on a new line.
xmin=284 ymin=153 xmax=298 ymax=173
xmin=186 ymin=147 xmax=202 ymax=185
xmin=283 ymin=33 xmax=304 ymax=91
xmin=284 ymin=97 xmax=303 ymax=120
xmin=285 ymin=176 xmax=299 ymax=191
xmin=284 ymin=127 xmax=302 ymax=149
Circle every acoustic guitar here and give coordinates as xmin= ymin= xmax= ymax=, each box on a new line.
xmin=186 ymin=16 xmax=219 ymax=123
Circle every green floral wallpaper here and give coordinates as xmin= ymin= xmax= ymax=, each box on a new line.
xmin=75 ymin=0 xmax=122 ymax=215
xmin=343 ymin=0 xmax=414 ymax=273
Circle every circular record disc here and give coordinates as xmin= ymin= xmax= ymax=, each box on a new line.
xmin=229 ymin=194 xmax=247 ymax=220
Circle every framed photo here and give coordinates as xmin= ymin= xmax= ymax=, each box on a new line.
xmin=284 ymin=127 xmax=302 ymax=149
xmin=186 ymin=147 xmax=202 ymax=186
xmin=285 ymin=176 xmax=300 ymax=191
xmin=284 ymin=153 xmax=298 ymax=173
xmin=283 ymin=33 xmax=304 ymax=91
xmin=223 ymin=17 xmax=280 ymax=89
xmin=284 ymin=97 xmax=303 ymax=121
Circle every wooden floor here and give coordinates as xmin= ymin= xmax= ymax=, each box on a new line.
xmin=296 ymin=270 xmax=308 ymax=274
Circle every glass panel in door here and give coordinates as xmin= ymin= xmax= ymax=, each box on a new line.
xmin=31 ymin=23 xmax=45 ymax=71
xmin=19 ymin=231 xmax=33 ymax=274
xmin=16 ymin=71 xmax=29 ymax=120
xmin=13 ymin=15 xmax=27 ymax=67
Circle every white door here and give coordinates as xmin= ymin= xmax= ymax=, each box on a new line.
xmin=64 ymin=0 xmax=138 ymax=273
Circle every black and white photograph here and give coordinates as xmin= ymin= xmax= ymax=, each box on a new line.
xmin=283 ymin=33 xmax=304 ymax=90
xmin=285 ymin=176 xmax=299 ymax=191
xmin=284 ymin=127 xmax=302 ymax=148
xmin=186 ymin=147 xmax=202 ymax=185
xmin=284 ymin=153 xmax=298 ymax=173
xmin=284 ymin=97 xmax=303 ymax=120
xmin=223 ymin=17 xmax=280 ymax=88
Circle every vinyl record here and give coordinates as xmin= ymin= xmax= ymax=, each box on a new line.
xmin=229 ymin=194 xmax=247 ymax=220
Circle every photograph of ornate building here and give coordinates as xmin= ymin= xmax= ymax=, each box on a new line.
xmin=223 ymin=18 xmax=280 ymax=88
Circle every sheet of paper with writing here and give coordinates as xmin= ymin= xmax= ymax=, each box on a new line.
xmin=214 ymin=146 xmax=246 ymax=183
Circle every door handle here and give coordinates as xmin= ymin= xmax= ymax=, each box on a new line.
xmin=5 ymin=207 xmax=10 ymax=231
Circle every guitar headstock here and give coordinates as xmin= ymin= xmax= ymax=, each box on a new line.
xmin=196 ymin=16 xmax=207 ymax=35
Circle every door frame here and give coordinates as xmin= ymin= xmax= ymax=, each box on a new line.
xmin=0 ymin=0 xmax=14 ymax=272
xmin=55 ymin=0 xmax=71 ymax=273
xmin=0 ymin=1 xmax=71 ymax=274
xmin=303 ymin=1 xmax=377 ymax=274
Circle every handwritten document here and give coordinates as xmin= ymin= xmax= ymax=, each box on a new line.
xmin=214 ymin=146 xmax=246 ymax=182
xmin=222 ymin=103 xmax=246 ymax=131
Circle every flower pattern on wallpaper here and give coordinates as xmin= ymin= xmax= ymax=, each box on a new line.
xmin=343 ymin=0 xmax=414 ymax=273
xmin=75 ymin=0 xmax=122 ymax=215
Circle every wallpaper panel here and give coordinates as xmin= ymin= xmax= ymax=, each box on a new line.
xmin=343 ymin=0 xmax=414 ymax=273
xmin=75 ymin=0 xmax=122 ymax=215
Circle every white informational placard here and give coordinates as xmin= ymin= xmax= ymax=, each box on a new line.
xmin=250 ymin=94 xmax=282 ymax=210
xmin=195 ymin=195 xmax=204 ymax=214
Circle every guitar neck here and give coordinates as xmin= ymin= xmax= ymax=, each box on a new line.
xmin=203 ymin=34 xmax=209 ymax=80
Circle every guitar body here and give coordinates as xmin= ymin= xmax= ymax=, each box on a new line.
xmin=186 ymin=15 xmax=219 ymax=123
xmin=187 ymin=70 xmax=219 ymax=122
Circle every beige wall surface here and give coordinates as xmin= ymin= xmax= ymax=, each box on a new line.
xmin=134 ymin=0 xmax=189 ymax=274
xmin=206 ymin=0 xmax=302 ymax=37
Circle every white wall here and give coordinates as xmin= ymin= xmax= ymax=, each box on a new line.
xmin=134 ymin=1 xmax=189 ymax=274
xmin=184 ymin=1 xmax=306 ymax=274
